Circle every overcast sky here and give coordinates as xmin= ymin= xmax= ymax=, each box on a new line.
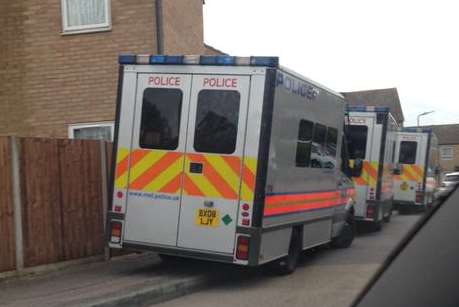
xmin=203 ymin=0 xmax=458 ymax=126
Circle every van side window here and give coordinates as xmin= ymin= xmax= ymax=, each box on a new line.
xmin=311 ymin=124 xmax=326 ymax=168
xmin=295 ymin=120 xmax=314 ymax=167
xmin=194 ymin=90 xmax=240 ymax=154
xmin=325 ymin=127 xmax=338 ymax=169
xmin=347 ymin=125 xmax=368 ymax=159
xmin=399 ymin=141 xmax=417 ymax=164
xmin=139 ymin=88 xmax=182 ymax=150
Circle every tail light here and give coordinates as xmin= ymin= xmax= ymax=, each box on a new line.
xmin=110 ymin=221 xmax=122 ymax=243
xmin=367 ymin=206 xmax=375 ymax=218
xmin=415 ymin=192 xmax=423 ymax=203
xmin=236 ymin=236 xmax=250 ymax=260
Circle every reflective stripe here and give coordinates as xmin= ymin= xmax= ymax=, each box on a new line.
xmin=394 ymin=164 xmax=424 ymax=183
xmin=264 ymin=190 xmax=344 ymax=217
xmin=114 ymin=148 xmax=257 ymax=200
xmin=352 ymin=160 xmax=378 ymax=187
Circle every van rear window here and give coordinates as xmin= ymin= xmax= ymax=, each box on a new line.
xmin=399 ymin=141 xmax=417 ymax=164
xmin=139 ymin=88 xmax=182 ymax=150
xmin=347 ymin=125 xmax=368 ymax=159
xmin=194 ymin=90 xmax=240 ymax=154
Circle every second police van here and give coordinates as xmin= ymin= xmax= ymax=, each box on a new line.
xmin=107 ymin=54 xmax=357 ymax=273
xmin=345 ymin=106 xmax=398 ymax=230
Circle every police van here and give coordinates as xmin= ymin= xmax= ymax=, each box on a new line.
xmin=345 ymin=106 xmax=398 ymax=230
xmin=393 ymin=128 xmax=439 ymax=211
xmin=107 ymin=54 xmax=356 ymax=273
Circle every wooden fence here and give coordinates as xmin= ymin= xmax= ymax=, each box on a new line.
xmin=0 ymin=137 xmax=112 ymax=272
xmin=0 ymin=137 xmax=16 ymax=272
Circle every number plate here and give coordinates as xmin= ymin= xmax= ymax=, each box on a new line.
xmin=195 ymin=208 xmax=220 ymax=227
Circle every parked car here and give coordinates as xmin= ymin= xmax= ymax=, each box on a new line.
xmin=435 ymin=172 xmax=459 ymax=201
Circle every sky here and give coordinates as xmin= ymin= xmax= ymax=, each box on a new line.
xmin=203 ymin=0 xmax=459 ymax=126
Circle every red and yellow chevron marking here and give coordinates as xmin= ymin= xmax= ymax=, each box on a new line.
xmin=351 ymin=160 xmax=378 ymax=188
xmin=264 ymin=189 xmax=352 ymax=217
xmin=114 ymin=148 xmax=257 ymax=200
xmin=394 ymin=165 xmax=424 ymax=183
xmin=183 ymin=154 xmax=257 ymax=201
xmin=114 ymin=148 xmax=184 ymax=194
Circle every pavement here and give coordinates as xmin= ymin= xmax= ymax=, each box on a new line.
xmin=0 ymin=212 xmax=421 ymax=307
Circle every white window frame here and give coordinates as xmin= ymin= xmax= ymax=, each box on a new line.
xmin=61 ymin=0 xmax=111 ymax=35
xmin=68 ymin=122 xmax=114 ymax=141
xmin=440 ymin=146 xmax=454 ymax=160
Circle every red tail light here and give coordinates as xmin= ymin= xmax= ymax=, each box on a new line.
xmin=236 ymin=236 xmax=250 ymax=260
xmin=415 ymin=192 xmax=423 ymax=203
xmin=367 ymin=207 xmax=375 ymax=218
xmin=110 ymin=221 xmax=122 ymax=243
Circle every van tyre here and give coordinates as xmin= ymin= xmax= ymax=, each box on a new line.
xmin=383 ymin=209 xmax=392 ymax=223
xmin=332 ymin=219 xmax=355 ymax=249
xmin=273 ymin=228 xmax=302 ymax=275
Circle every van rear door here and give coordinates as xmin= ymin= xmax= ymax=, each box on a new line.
xmin=348 ymin=116 xmax=375 ymax=217
xmin=177 ymin=75 xmax=251 ymax=254
xmin=123 ymin=73 xmax=192 ymax=246
xmin=394 ymin=134 xmax=424 ymax=203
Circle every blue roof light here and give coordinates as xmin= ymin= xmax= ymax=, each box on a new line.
xmin=402 ymin=127 xmax=432 ymax=133
xmin=250 ymin=56 xmax=279 ymax=67
xmin=216 ymin=56 xmax=236 ymax=65
xmin=199 ymin=56 xmax=219 ymax=65
xmin=346 ymin=105 xmax=390 ymax=113
xmin=119 ymin=54 xmax=137 ymax=64
xmin=149 ymin=55 xmax=183 ymax=64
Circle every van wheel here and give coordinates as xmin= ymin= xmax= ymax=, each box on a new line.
xmin=383 ymin=209 xmax=392 ymax=223
xmin=332 ymin=219 xmax=355 ymax=248
xmin=272 ymin=229 xmax=302 ymax=275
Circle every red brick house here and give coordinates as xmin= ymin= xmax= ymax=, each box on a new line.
xmin=0 ymin=0 xmax=221 ymax=140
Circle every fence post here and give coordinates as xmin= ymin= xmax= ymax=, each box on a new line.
xmin=99 ymin=140 xmax=110 ymax=261
xmin=10 ymin=136 xmax=24 ymax=271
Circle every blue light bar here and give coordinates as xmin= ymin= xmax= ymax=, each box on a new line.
xmin=346 ymin=105 xmax=390 ymax=113
xmin=402 ymin=127 xmax=432 ymax=133
xmin=149 ymin=55 xmax=183 ymax=64
xmin=119 ymin=54 xmax=280 ymax=67
xmin=119 ymin=54 xmax=137 ymax=64
xmin=250 ymin=56 xmax=279 ymax=67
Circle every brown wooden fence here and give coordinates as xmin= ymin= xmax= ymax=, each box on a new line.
xmin=0 ymin=137 xmax=16 ymax=272
xmin=0 ymin=137 xmax=111 ymax=272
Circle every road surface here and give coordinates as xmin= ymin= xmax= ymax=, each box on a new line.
xmin=155 ymin=212 xmax=421 ymax=307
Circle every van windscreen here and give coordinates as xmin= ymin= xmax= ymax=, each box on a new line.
xmin=399 ymin=141 xmax=418 ymax=164
xmin=194 ymin=90 xmax=240 ymax=154
xmin=347 ymin=125 xmax=368 ymax=159
xmin=139 ymin=88 xmax=182 ymax=150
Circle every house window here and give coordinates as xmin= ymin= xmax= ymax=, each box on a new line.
xmin=61 ymin=0 xmax=111 ymax=34
xmin=440 ymin=146 xmax=454 ymax=160
xmin=69 ymin=122 xmax=114 ymax=141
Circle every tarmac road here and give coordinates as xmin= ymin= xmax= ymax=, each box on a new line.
xmin=155 ymin=212 xmax=421 ymax=307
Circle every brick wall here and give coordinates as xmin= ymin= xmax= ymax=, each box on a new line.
xmin=1 ymin=0 xmax=211 ymax=138
xmin=0 ymin=1 xmax=26 ymax=136
xmin=439 ymin=144 xmax=459 ymax=173
xmin=162 ymin=0 xmax=205 ymax=54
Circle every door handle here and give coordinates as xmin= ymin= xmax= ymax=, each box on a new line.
xmin=189 ymin=162 xmax=203 ymax=174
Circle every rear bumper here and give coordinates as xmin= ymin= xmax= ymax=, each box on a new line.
xmin=122 ymin=241 xmax=236 ymax=264
xmin=394 ymin=200 xmax=426 ymax=211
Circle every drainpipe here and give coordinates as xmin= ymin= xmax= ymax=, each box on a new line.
xmin=155 ymin=0 xmax=164 ymax=54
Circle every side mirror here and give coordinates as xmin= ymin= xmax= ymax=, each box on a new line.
xmin=351 ymin=158 xmax=363 ymax=177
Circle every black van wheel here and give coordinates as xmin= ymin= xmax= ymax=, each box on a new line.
xmin=272 ymin=228 xmax=302 ymax=275
xmin=332 ymin=219 xmax=355 ymax=249
xmin=383 ymin=209 xmax=392 ymax=223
